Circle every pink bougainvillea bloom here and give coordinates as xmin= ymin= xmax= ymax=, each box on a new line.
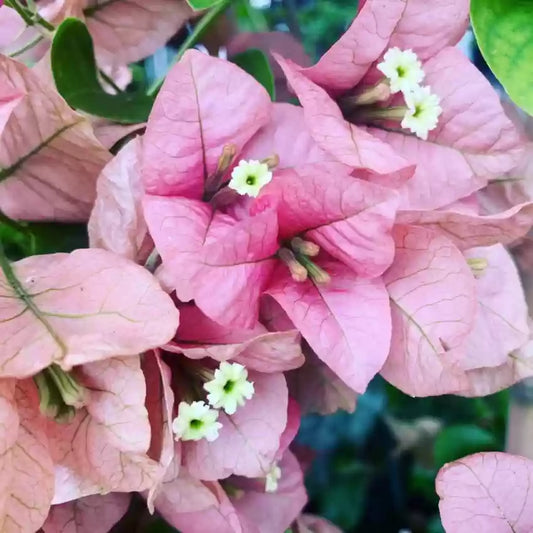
xmin=0 ymin=248 xmax=179 ymax=378
xmin=0 ymin=0 xmax=193 ymax=67
xmin=277 ymin=0 xmax=524 ymax=210
xmin=88 ymin=137 xmax=153 ymax=263
xmin=381 ymin=223 xmax=531 ymax=397
xmin=436 ymin=452 xmax=533 ymax=533
xmin=0 ymin=55 xmax=110 ymax=221
xmin=42 ymin=493 xmax=130 ymax=533
xmin=142 ymin=50 xmax=399 ymax=393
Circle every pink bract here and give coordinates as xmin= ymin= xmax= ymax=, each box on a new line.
xmin=0 ymin=55 xmax=110 ymax=221
xmin=437 ymin=452 xmax=533 ymax=533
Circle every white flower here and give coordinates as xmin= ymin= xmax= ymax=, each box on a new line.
xmin=377 ymin=47 xmax=425 ymax=94
xmin=172 ymin=401 xmax=222 ymax=442
xmin=204 ymin=362 xmax=254 ymax=415
xmin=228 ymin=160 xmax=272 ymax=197
xmin=265 ymin=463 xmax=282 ymax=493
xmin=401 ymin=85 xmax=442 ymax=140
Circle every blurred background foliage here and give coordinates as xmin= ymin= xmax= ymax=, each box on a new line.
xmin=1 ymin=0 xmax=520 ymax=532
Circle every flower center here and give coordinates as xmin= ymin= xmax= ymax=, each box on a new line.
xmin=396 ymin=65 xmax=405 ymax=77
xmin=190 ymin=418 xmax=203 ymax=429
xmin=245 ymin=175 xmax=256 ymax=185
xmin=223 ymin=379 xmax=235 ymax=393
xmin=413 ymin=104 xmax=423 ymax=118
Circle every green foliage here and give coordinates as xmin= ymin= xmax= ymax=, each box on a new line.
xmin=433 ymin=424 xmax=498 ymax=468
xmin=471 ymin=0 xmax=533 ymax=114
xmin=231 ymin=48 xmax=276 ymax=100
xmin=0 ymin=219 xmax=88 ymax=260
xmin=51 ymin=18 xmax=155 ymax=123
xmin=186 ymin=0 xmax=224 ymax=10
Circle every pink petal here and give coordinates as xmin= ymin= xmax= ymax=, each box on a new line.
xmin=42 ymin=493 xmax=130 ymax=533
xmin=287 ymin=347 xmax=357 ymax=415
xmin=296 ymin=0 xmax=405 ymax=92
xmin=88 ymin=138 xmax=153 ymax=263
xmin=158 ymin=481 xmax=249 ymax=533
xmin=397 ymin=202 xmax=533 ymax=250
xmin=142 ymin=351 xmax=176 ymax=511
xmin=437 ymin=452 xmax=533 ymax=533
xmin=262 ymin=166 xmax=399 ymax=277
xmin=144 ymin=195 xmax=278 ymax=328
xmin=171 ymin=304 xmax=304 ymax=372
xmin=0 ymin=248 xmax=179 ymax=378
xmin=296 ymin=514 xmax=343 ymax=533
xmin=183 ymin=372 xmax=288 ymax=479
xmin=240 ymin=103 xmax=350 ymax=172
xmin=0 ymin=380 xmax=18 ymax=531
xmin=231 ymin=451 xmax=307 ymax=533
xmin=380 ymin=225 xmax=477 ymax=396
xmin=461 ymin=245 xmax=528 ymax=370
xmin=155 ymin=471 xmax=218 ymax=518
xmin=386 ymin=0 xmax=469 ymax=60
xmin=1 ymin=381 xmax=55 ymax=533
xmin=0 ymin=6 xmax=27 ymax=50
xmin=49 ymin=357 xmax=160 ymax=503
xmin=85 ymin=0 xmax=193 ymax=65
xmin=267 ymin=260 xmax=391 ymax=393
xmin=371 ymin=47 xmax=524 ymax=209
xmin=277 ymin=56 xmax=413 ymax=180
xmin=142 ymin=50 xmax=271 ymax=197
xmin=0 ymin=55 xmax=110 ymax=221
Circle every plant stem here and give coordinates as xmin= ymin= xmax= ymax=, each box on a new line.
xmin=9 ymin=35 xmax=44 ymax=58
xmin=147 ymin=0 xmax=231 ymax=96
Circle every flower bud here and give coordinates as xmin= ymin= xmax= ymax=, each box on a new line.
xmin=260 ymin=153 xmax=280 ymax=170
xmin=297 ymin=254 xmax=331 ymax=285
xmin=278 ymin=248 xmax=308 ymax=282
xmin=291 ymin=237 xmax=320 ymax=257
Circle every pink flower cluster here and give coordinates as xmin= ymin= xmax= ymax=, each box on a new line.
xmin=1 ymin=0 xmax=533 ymax=532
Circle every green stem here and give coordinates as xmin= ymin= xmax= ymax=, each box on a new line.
xmin=99 ymin=69 xmax=124 ymax=94
xmin=9 ymin=34 xmax=44 ymax=58
xmin=4 ymin=0 xmax=34 ymax=26
xmin=147 ymin=0 xmax=231 ymax=96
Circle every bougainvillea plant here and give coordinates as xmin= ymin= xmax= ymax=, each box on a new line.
xmin=1 ymin=0 xmax=533 ymax=531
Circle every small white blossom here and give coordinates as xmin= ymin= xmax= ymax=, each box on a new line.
xmin=265 ymin=463 xmax=282 ymax=493
xmin=204 ymin=362 xmax=254 ymax=415
xmin=377 ymin=47 xmax=425 ymax=94
xmin=228 ymin=160 xmax=272 ymax=197
xmin=401 ymin=85 xmax=442 ymax=140
xmin=172 ymin=401 xmax=222 ymax=442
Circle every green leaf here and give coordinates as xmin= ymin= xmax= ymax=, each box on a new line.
xmin=433 ymin=424 xmax=498 ymax=468
xmin=186 ymin=0 xmax=223 ymax=10
xmin=51 ymin=18 xmax=154 ymax=123
xmin=471 ymin=0 xmax=533 ymax=115
xmin=231 ymin=49 xmax=276 ymax=100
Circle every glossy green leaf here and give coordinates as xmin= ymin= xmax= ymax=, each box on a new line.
xmin=51 ymin=18 xmax=154 ymax=123
xmin=231 ymin=48 xmax=276 ymax=100
xmin=186 ymin=0 xmax=224 ymax=10
xmin=471 ymin=0 xmax=533 ymax=114
xmin=433 ymin=424 xmax=498 ymax=468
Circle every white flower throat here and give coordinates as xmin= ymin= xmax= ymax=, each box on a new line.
xmin=375 ymin=47 xmax=442 ymax=139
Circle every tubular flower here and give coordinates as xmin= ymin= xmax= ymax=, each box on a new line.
xmin=377 ymin=47 xmax=424 ymax=94
xmin=172 ymin=400 xmax=222 ymax=442
xmin=204 ymin=362 xmax=255 ymax=415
